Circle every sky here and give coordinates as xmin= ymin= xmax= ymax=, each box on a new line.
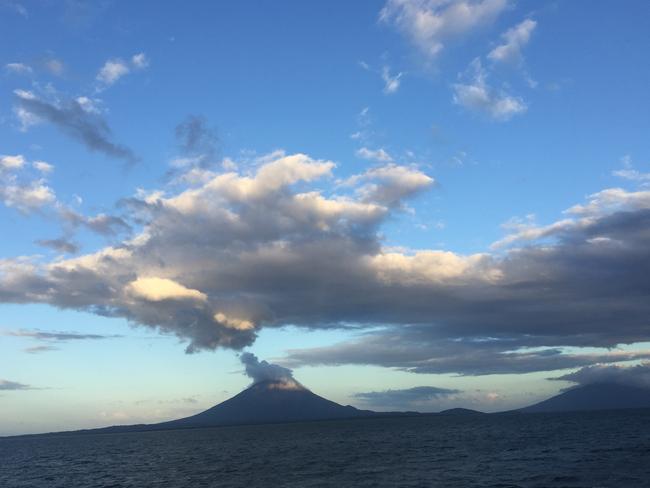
xmin=1 ymin=0 xmax=650 ymax=435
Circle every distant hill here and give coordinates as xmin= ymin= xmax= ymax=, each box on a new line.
xmin=519 ymin=383 xmax=650 ymax=413
xmin=438 ymin=408 xmax=483 ymax=416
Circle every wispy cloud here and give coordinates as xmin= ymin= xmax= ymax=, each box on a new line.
xmin=612 ymin=155 xmax=650 ymax=186
xmin=131 ymin=52 xmax=149 ymax=69
xmin=96 ymin=53 xmax=149 ymax=89
xmin=488 ymin=18 xmax=537 ymax=65
xmin=0 ymin=153 xmax=56 ymax=213
xmin=380 ymin=0 xmax=507 ymax=59
xmin=36 ymin=238 xmax=79 ymax=254
xmin=4 ymin=62 xmax=32 ymax=75
xmin=24 ymin=345 xmax=59 ymax=354
xmin=44 ymin=58 xmax=65 ymax=76
xmin=452 ymin=58 xmax=527 ymax=121
xmin=0 ymin=0 xmax=28 ymax=18
xmin=381 ymin=66 xmax=403 ymax=94
xmin=356 ymin=147 xmax=393 ymax=163
xmin=0 ymin=379 xmax=32 ymax=390
xmin=96 ymin=59 xmax=130 ymax=86
xmin=5 ymin=329 xmax=122 ymax=342
xmin=13 ymin=90 xmax=138 ymax=163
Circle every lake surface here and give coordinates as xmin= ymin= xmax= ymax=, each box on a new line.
xmin=2 ymin=409 xmax=650 ymax=487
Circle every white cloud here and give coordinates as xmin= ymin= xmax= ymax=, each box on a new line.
xmin=96 ymin=59 xmax=130 ymax=86
xmin=75 ymin=96 xmax=102 ymax=114
xmin=0 ymin=154 xmax=26 ymax=170
xmin=1 ymin=179 xmax=56 ymax=213
xmin=452 ymin=58 xmax=527 ymax=120
xmin=381 ymin=66 xmax=403 ymax=94
xmin=1 ymin=154 xmax=56 ymax=212
xmin=380 ymin=0 xmax=508 ymax=59
xmin=356 ymin=147 xmax=393 ymax=163
xmin=96 ymin=53 xmax=149 ymax=88
xmin=131 ymin=53 xmax=149 ymax=69
xmin=32 ymin=160 xmax=54 ymax=173
xmin=5 ymin=62 xmax=32 ymax=75
xmin=345 ymin=163 xmax=434 ymax=207
xmin=126 ymin=277 xmax=208 ymax=302
xmin=566 ymin=187 xmax=650 ymax=216
xmin=214 ymin=312 xmax=255 ymax=331
xmin=492 ymin=187 xmax=650 ymax=249
xmin=614 ymin=168 xmax=650 ymax=184
xmin=11 ymin=90 xmax=41 ymax=130
xmin=488 ymin=18 xmax=537 ymax=65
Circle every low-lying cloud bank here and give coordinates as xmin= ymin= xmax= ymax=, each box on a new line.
xmin=1 ymin=151 xmax=649 ymax=376
xmin=354 ymin=386 xmax=461 ymax=410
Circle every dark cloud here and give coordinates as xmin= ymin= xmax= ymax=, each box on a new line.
xmin=0 ymin=379 xmax=32 ymax=390
xmin=174 ymin=115 xmax=219 ymax=167
xmin=14 ymin=91 xmax=137 ymax=164
xmin=59 ymin=208 xmax=132 ymax=237
xmin=283 ymin=332 xmax=650 ymax=376
xmin=0 ymin=153 xmax=649 ymax=376
xmin=84 ymin=214 xmax=131 ymax=236
xmin=552 ymin=362 xmax=650 ymax=389
xmin=240 ymin=352 xmax=295 ymax=384
xmin=353 ymin=386 xmax=461 ymax=410
xmin=36 ymin=237 xmax=79 ymax=254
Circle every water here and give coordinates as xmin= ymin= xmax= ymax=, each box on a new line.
xmin=2 ymin=409 xmax=650 ymax=488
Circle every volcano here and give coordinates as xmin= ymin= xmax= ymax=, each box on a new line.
xmin=53 ymin=379 xmax=379 ymax=436
xmin=518 ymin=383 xmax=650 ymax=413
xmin=156 ymin=379 xmax=375 ymax=429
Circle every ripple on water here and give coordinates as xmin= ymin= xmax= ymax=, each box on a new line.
xmin=1 ymin=410 xmax=650 ymax=488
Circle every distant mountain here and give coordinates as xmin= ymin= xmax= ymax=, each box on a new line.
xmin=519 ymin=383 xmax=650 ymax=413
xmin=157 ymin=379 xmax=376 ymax=428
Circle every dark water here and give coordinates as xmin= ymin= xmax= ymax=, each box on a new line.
xmin=2 ymin=410 xmax=650 ymax=488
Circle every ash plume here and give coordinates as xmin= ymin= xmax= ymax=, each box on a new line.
xmin=240 ymin=352 xmax=296 ymax=385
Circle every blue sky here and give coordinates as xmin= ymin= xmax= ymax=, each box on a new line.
xmin=1 ymin=0 xmax=650 ymax=435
